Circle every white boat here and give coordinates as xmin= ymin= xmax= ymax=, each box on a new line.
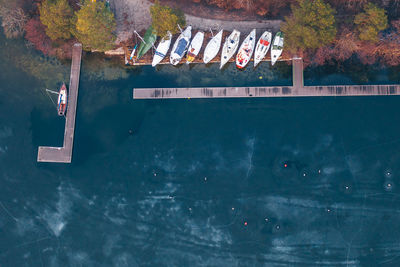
xmin=254 ymin=31 xmax=272 ymax=67
xmin=203 ymin=30 xmax=223 ymax=64
xmin=220 ymin=30 xmax=240 ymax=69
xmin=170 ymin=26 xmax=192 ymax=65
xmin=152 ymin=31 xmax=172 ymax=67
xmin=236 ymin=29 xmax=256 ymax=69
xmin=186 ymin=31 xmax=204 ymax=64
xmin=57 ymin=83 xmax=67 ymax=116
xmin=271 ymin=31 xmax=284 ymax=66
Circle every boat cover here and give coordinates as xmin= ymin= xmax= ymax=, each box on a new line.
xmin=175 ymin=39 xmax=188 ymax=56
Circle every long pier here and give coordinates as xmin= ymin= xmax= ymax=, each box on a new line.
xmin=37 ymin=43 xmax=82 ymax=163
xmin=133 ymin=58 xmax=400 ymax=99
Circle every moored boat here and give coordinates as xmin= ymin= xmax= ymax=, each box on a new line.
xmin=236 ymin=29 xmax=256 ymax=69
xmin=186 ymin=31 xmax=204 ymax=64
xmin=220 ymin=29 xmax=240 ymax=69
xmin=254 ymin=31 xmax=272 ymax=67
xmin=203 ymin=30 xmax=223 ymax=64
xmin=170 ymin=26 xmax=192 ymax=65
xmin=57 ymin=83 xmax=67 ymax=116
xmin=152 ymin=31 xmax=172 ymax=67
xmin=271 ymin=31 xmax=284 ymax=66
xmin=136 ymin=26 xmax=157 ymax=60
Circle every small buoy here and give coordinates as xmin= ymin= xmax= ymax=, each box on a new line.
xmin=259 ymin=76 xmax=263 ymax=79
xmin=284 ymin=163 xmax=288 ymax=168
xmin=244 ymin=221 xmax=248 ymax=226
xmin=204 ymin=177 xmax=207 ymax=181
xmin=128 ymin=129 xmax=133 ymax=135
xmin=231 ymin=207 xmax=235 ymax=211
xmin=318 ymin=169 xmax=321 ymax=174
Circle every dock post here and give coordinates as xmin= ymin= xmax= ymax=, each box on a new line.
xmin=292 ymin=57 xmax=304 ymax=92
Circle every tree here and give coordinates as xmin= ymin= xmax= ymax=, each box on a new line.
xmin=354 ymin=3 xmax=388 ymax=43
xmin=73 ymin=1 xmax=116 ymax=51
xmin=0 ymin=6 xmax=27 ymax=38
xmin=150 ymin=0 xmax=185 ymax=37
xmin=39 ymin=0 xmax=74 ymax=40
xmin=25 ymin=18 xmax=53 ymax=55
xmin=281 ymin=0 xmax=336 ymax=52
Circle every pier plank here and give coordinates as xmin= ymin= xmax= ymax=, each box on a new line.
xmin=133 ymin=58 xmax=400 ymax=99
xmin=37 ymin=43 xmax=82 ymax=163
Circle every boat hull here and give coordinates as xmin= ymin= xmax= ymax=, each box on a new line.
xmin=254 ymin=31 xmax=272 ymax=67
xmin=271 ymin=32 xmax=284 ymax=66
xmin=220 ymin=30 xmax=240 ymax=69
xmin=203 ymin=30 xmax=223 ymax=64
xmin=170 ymin=26 xmax=192 ymax=65
xmin=186 ymin=31 xmax=204 ymax=64
xmin=136 ymin=26 xmax=157 ymax=60
xmin=236 ymin=29 xmax=256 ymax=69
xmin=57 ymin=83 xmax=68 ymax=116
xmin=152 ymin=31 xmax=172 ymax=67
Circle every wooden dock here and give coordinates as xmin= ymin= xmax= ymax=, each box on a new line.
xmin=133 ymin=58 xmax=400 ymax=99
xmin=37 ymin=43 xmax=82 ymax=163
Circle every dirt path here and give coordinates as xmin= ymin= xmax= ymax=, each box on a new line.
xmin=186 ymin=14 xmax=282 ymax=32
xmin=110 ymin=0 xmax=152 ymax=43
xmin=109 ymin=0 xmax=282 ymax=43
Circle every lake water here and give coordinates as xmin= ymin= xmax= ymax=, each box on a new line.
xmin=1 ymin=32 xmax=400 ymax=266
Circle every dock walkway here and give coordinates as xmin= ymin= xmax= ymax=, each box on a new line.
xmin=133 ymin=58 xmax=400 ymax=99
xmin=37 ymin=43 xmax=82 ymax=163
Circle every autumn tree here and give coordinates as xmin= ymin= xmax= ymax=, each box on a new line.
xmin=73 ymin=1 xmax=116 ymax=51
xmin=150 ymin=0 xmax=185 ymax=37
xmin=354 ymin=3 xmax=388 ymax=43
xmin=0 ymin=5 xmax=27 ymax=38
xmin=24 ymin=18 xmax=52 ymax=55
xmin=39 ymin=0 xmax=74 ymax=40
xmin=281 ymin=0 xmax=336 ymax=52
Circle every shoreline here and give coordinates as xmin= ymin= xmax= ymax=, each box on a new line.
xmin=120 ymin=29 xmax=290 ymax=67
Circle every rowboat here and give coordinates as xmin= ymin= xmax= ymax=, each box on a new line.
xmin=220 ymin=29 xmax=240 ymax=69
xmin=203 ymin=30 xmax=223 ymax=64
xmin=186 ymin=31 xmax=204 ymax=64
xmin=254 ymin=31 xmax=272 ymax=67
xmin=57 ymin=83 xmax=67 ymax=116
xmin=271 ymin=31 xmax=284 ymax=66
xmin=236 ymin=29 xmax=256 ymax=69
xmin=170 ymin=26 xmax=192 ymax=65
xmin=136 ymin=26 xmax=157 ymax=60
xmin=152 ymin=31 xmax=172 ymax=67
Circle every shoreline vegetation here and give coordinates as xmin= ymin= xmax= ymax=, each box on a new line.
xmin=0 ymin=0 xmax=399 ymax=68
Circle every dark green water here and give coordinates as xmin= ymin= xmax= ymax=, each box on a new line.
xmin=1 ymin=32 xmax=400 ymax=266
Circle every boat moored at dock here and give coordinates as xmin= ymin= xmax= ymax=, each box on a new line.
xmin=152 ymin=31 xmax=172 ymax=67
xmin=170 ymin=26 xmax=192 ymax=65
xmin=271 ymin=31 xmax=284 ymax=66
xmin=203 ymin=30 xmax=223 ymax=64
xmin=136 ymin=26 xmax=157 ymax=60
xmin=220 ymin=29 xmax=240 ymax=69
xmin=57 ymin=83 xmax=67 ymax=116
xmin=236 ymin=29 xmax=256 ymax=69
xmin=186 ymin=31 xmax=204 ymax=64
xmin=254 ymin=31 xmax=272 ymax=67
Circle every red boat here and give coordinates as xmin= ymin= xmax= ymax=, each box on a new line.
xmin=57 ymin=83 xmax=68 ymax=116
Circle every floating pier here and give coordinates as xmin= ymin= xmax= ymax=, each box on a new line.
xmin=133 ymin=58 xmax=400 ymax=99
xmin=37 ymin=43 xmax=82 ymax=163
